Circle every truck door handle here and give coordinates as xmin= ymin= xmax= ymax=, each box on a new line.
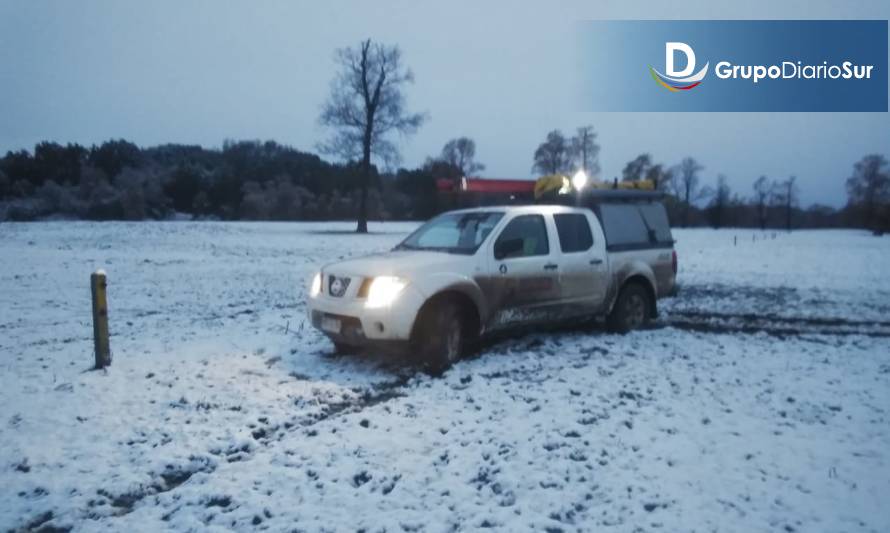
xmin=589 ymin=259 xmax=603 ymax=265
xmin=544 ymin=263 xmax=558 ymax=271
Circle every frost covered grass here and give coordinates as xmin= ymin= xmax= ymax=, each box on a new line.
xmin=1 ymin=222 xmax=888 ymax=532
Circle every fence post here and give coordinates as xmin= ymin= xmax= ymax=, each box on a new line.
xmin=91 ymin=270 xmax=111 ymax=369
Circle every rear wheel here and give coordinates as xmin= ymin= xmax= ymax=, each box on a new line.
xmin=417 ymin=299 xmax=465 ymax=373
xmin=607 ymin=283 xmax=651 ymax=333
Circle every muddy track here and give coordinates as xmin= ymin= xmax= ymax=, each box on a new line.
xmin=661 ymin=310 xmax=890 ymax=338
xmin=244 ymin=373 xmax=413 ymax=450
xmin=21 ymin=373 xmax=416 ymax=531
xmin=668 ymin=309 xmax=890 ymax=328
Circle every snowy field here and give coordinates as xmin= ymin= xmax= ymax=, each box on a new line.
xmin=1 ymin=221 xmax=889 ymax=532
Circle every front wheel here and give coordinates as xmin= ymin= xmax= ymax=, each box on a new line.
xmin=332 ymin=341 xmax=356 ymax=355
xmin=417 ymin=300 xmax=465 ymax=373
xmin=607 ymin=283 xmax=651 ymax=334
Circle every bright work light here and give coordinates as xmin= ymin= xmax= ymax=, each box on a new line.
xmin=571 ymin=169 xmax=588 ymax=190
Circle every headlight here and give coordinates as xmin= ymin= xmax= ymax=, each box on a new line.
xmin=365 ymin=276 xmax=407 ymax=308
xmin=309 ymin=272 xmax=321 ymax=297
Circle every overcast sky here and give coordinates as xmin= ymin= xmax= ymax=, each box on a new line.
xmin=1 ymin=0 xmax=888 ymax=207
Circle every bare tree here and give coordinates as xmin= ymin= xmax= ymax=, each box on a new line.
xmin=440 ymin=137 xmax=485 ymax=176
xmin=707 ymin=174 xmax=732 ymax=228
xmin=846 ymin=154 xmax=890 ymax=230
xmin=670 ymin=157 xmax=706 ymax=226
xmin=645 ymin=163 xmax=672 ymax=191
xmin=532 ymin=130 xmax=571 ymax=175
xmin=752 ymin=175 xmax=771 ymax=230
xmin=622 ymin=153 xmax=652 ymax=182
xmin=318 ymin=39 xmax=426 ymax=233
xmin=569 ymin=126 xmax=601 ymax=176
xmin=771 ymin=176 xmax=799 ymax=232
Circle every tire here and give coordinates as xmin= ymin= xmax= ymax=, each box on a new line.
xmin=607 ymin=283 xmax=651 ymax=334
xmin=332 ymin=341 xmax=355 ymax=355
xmin=417 ymin=299 xmax=465 ymax=373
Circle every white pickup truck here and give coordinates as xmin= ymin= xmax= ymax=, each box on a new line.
xmin=307 ymin=198 xmax=677 ymax=370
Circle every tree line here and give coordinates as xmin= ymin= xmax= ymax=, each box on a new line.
xmin=2 ymin=135 xmax=885 ymax=232
xmin=528 ymin=127 xmax=888 ymax=232
xmin=0 ymin=138 xmax=456 ymax=222
xmin=1 ymin=38 xmax=888 ymax=233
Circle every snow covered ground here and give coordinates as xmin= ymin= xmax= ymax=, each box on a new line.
xmin=1 ymin=222 xmax=888 ymax=532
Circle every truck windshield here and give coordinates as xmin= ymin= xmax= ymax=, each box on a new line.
xmin=395 ymin=211 xmax=505 ymax=255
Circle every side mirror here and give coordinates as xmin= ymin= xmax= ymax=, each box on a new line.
xmin=494 ymin=238 xmax=523 ymax=260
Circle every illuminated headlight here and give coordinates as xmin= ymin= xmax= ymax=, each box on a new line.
xmin=365 ymin=276 xmax=407 ymax=308
xmin=309 ymin=272 xmax=321 ymax=297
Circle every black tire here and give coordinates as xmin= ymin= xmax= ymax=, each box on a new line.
xmin=417 ymin=299 xmax=465 ymax=373
xmin=332 ymin=341 xmax=355 ymax=355
xmin=607 ymin=283 xmax=651 ymax=334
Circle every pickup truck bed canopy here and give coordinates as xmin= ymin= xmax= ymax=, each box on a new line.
xmin=538 ymin=189 xmax=675 ymax=251
xmin=535 ymin=189 xmax=667 ymax=209
xmin=435 ymin=177 xmax=664 ymax=203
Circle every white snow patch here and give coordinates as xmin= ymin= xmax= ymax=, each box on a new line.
xmin=1 ymin=222 xmax=888 ymax=532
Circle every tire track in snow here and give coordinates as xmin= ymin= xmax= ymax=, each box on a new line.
xmin=661 ymin=310 xmax=890 ymax=338
xmin=240 ymin=373 xmax=413 ymax=450
xmin=70 ymin=372 xmax=416 ymax=527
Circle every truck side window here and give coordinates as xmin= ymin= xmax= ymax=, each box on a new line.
xmin=599 ymin=204 xmax=650 ymax=246
xmin=494 ymin=214 xmax=549 ymax=259
xmin=554 ymin=213 xmax=593 ymax=253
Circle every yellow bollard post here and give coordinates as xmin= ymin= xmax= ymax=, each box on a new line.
xmin=91 ymin=269 xmax=111 ymax=369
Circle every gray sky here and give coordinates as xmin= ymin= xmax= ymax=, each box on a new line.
xmin=1 ymin=0 xmax=888 ymax=207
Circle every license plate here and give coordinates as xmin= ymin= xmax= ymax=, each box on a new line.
xmin=321 ymin=316 xmax=341 ymax=333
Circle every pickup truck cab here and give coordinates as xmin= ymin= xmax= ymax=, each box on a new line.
xmin=307 ymin=198 xmax=676 ymax=370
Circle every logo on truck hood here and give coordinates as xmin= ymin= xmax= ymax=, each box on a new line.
xmin=328 ymin=275 xmax=350 ymax=297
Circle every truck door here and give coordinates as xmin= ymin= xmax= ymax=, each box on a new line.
xmin=484 ymin=213 xmax=562 ymax=329
xmin=553 ymin=211 xmax=609 ymax=313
